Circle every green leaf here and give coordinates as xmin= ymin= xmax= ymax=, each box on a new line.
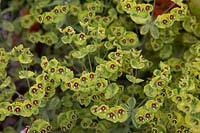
xmin=95 ymin=56 xmax=107 ymax=64
xmin=48 ymin=96 xmax=60 ymax=110
xmin=127 ymin=97 xmax=136 ymax=110
xmin=194 ymin=23 xmax=200 ymax=37
xmin=159 ymin=45 xmax=172 ymax=59
xmin=0 ymin=77 xmax=11 ymax=89
xmin=19 ymin=70 xmax=35 ymax=79
xmin=126 ymin=75 xmax=144 ymax=83
xmin=150 ymin=25 xmax=159 ymax=39
xmin=2 ymin=21 xmax=14 ymax=32
xmin=130 ymin=15 xmax=151 ymax=24
xmin=130 ymin=59 xmax=145 ymax=69
xmin=140 ymin=24 xmax=149 ymax=35
xmin=105 ymin=83 xmax=119 ymax=99
xmin=72 ymin=50 xmax=88 ymax=59
xmin=86 ymin=45 xmax=97 ymax=53
xmin=144 ymin=84 xmax=158 ymax=97
xmin=182 ymin=16 xmax=196 ymax=33
xmin=61 ymin=35 xmax=73 ymax=44
xmin=132 ymin=115 xmax=141 ymax=129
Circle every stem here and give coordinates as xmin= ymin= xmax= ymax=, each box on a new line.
xmin=135 ymin=97 xmax=148 ymax=109
xmin=25 ymin=65 xmax=30 ymax=89
xmin=102 ymin=50 xmax=108 ymax=60
xmin=69 ymin=43 xmax=76 ymax=50
xmin=20 ymin=63 xmax=30 ymax=89
xmin=47 ymin=0 xmax=63 ymax=7
xmin=0 ymin=7 xmax=13 ymax=16
xmin=152 ymin=0 xmax=156 ymax=17
xmin=163 ymin=3 xmax=177 ymax=14
xmin=88 ymin=54 xmax=93 ymax=72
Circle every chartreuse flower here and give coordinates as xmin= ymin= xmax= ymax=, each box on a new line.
xmin=105 ymin=83 xmax=119 ymax=99
xmin=73 ymin=32 xmax=87 ymax=46
xmin=28 ymin=32 xmax=41 ymax=43
xmin=28 ymin=119 xmax=51 ymax=133
xmin=151 ymin=124 xmax=166 ymax=133
xmin=78 ymin=11 xmax=91 ymax=27
xmin=80 ymin=118 xmax=93 ymax=129
xmin=178 ymin=75 xmax=195 ymax=92
xmin=144 ymin=84 xmax=159 ymax=98
xmin=29 ymin=84 xmax=45 ymax=99
xmin=22 ymin=99 xmax=34 ymax=117
xmin=42 ymin=32 xmax=58 ymax=46
xmin=154 ymin=13 xmax=176 ymax=29
xmin=126 ymin=75 xmax=144 ymax=84
xmin=170 ymin=4 xmax=188 ymax=21
xmin=20 ymin=15 xmax=35 ymax=29
xmin=112 ymin=106 xmax=129 ymax=123
xmin=134 ymin=106 xmax=154 ymax=125
xmin=57 ymin=66 xmax=74 ymax=81
xmin=59 ymin=26 xmax=75 ymax=36
xmin=108 ymin=26 xmax=126 ymax=41
xmin=166 ymin=57 xmax=184 ymax=72
xmin=167 ymin=112 xmax=184 ymax=126
xmin=150 ymin=38 xmax=164 ymax=51
xmin=90 ymin=104 xmax=128 ymax=123
xmin=0 ymin=108 xmax=7 ymax=121
xmin=118 ymin=32 xmax=139 ymax=49
xmin=182 ymin=16 xmax=197 ymax=33
xmin=57 ymin=110 xmax=78 ymax=131
xmin=19 ymin=70 xmax=35 ymax=79
xmin=101 ymin=16 xmax=113 ymax=28
xmin=42 ymin=12 xmax=54 ymax=24
xmin=95 ymin=78 xmax=108 ymax=91
xmin=89 ymin=25 xmax=106 ymax=41
xmin=10 ymin=44 xmax=33 ymax=64
xmin=145 ymin=100 xmax=160 ymax=113
xmin=76 ymin=93 xmax=91 ymax=107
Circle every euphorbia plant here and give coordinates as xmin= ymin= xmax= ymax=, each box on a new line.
xmin=0 ymin=0 xmax=200 ymax=132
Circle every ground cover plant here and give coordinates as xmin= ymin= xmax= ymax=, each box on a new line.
xmin=0 ymin=0 xmax=200 ymax=132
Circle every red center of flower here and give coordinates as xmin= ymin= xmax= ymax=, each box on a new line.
xmin=44 ymin=75 xmax=48 ymax=80
xmin=162 ymin=19 xmax=168 ymax=24
xmin=138 ymin=116 xmax=144 ymax=121
xmin=126 ymin=4 xmax=131 ymax=9
xmin=101 ymin=106 xmax=106 ymax=112
xmin=37 ymin=83 xmax=43 ymax=88
xmin=81 ymin=77 xmax=86 ymax=81
xmin=46 ymin=16 xmax=51 ymax=20
xmin=50 ymin=68 xmax=55 ymax=73
xmin=110 ymin=64 xmax=115 ymax=69
xmin=32 ymin=88 xmax=37 ymax=93
xmin=146 ymin=5 xmax=150 ymax=10
xmin=26 ymin=104 xmax=32 ymax=109
xmin=146 ymin=113 xmax=150 ymax=118
xmin=109 ymin=112 xmax=115 ymax=119
xmin=67 ymin=82 xmax=71 ymax=87
xmin=58 ymin=68 xmax=64 ymax=73
xmin=116 ymin=52 xmax=120 ymax=56
xmin=97 ymin=83 xmax=102 ymax=87
xmin=136 ymin=6 xmax=141 ymax=11
xmin=33 ymin=100 xmax=39 ymax=105
xmin=46 ymin=86 xmax=51 ymax=91
xmin=152 ymin=103 xmax=157 ymax=108
xmin=118 ymin=109 xmax=124 ymax=114
xmin=90 ymin=73 xmax=94 ymax=79
xmin=74 ymin=82 xmax=79 ymax=88
xmin=15 ymin=107 xmax=21 ymax=112
xmin=7 ymin=106 xmax=12 ymax=111
xmin=80 ymin=34 xmax=85 ymax=39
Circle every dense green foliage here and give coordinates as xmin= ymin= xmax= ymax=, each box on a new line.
xmin=0 ymin=0 xmax=200 ymax=132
